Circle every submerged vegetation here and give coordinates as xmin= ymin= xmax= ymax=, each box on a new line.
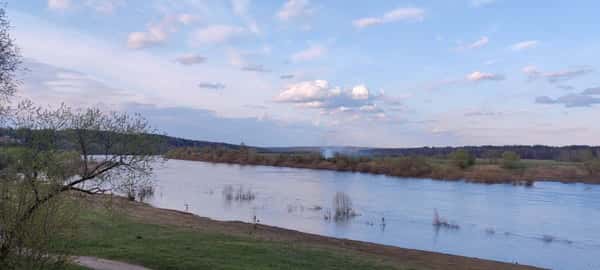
xmin=222 ymin=185 xmax=256 ymax=202
xmin=432 ymin=209 xmax=460 ymax=230
xmin=165 ymin=146 xmax=600 ymax=184
xmin=332 ymin=192 xmax=358 ymax=221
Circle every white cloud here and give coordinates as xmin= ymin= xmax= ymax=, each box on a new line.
xmin=277 ymin=0 xmax=313 ymax=21
xmin=127 ymin=14 xmax=193 ymax=49
xmin=12 ymin=12 xmax=275 ymax=117
xmin=191 ymin=25 xmax=246 ymax=45
xmin=351 ymin=85 xmax=370 ymax=100
xmin=18 ymin=59 xmax=138 ymax=109
xmin=510 ymin=40 xmax=539 ymax=51
xmin=275 ymin=80 xmax=388 ymax=119
xmin=127 ymin=27 xmax=168 ymax=49
xmin=174 ymin=54 xmax=207 ymax=65
xmin=383 ymin=8 xmax=425 ymax=21
xmin=276 ymin=80 xmax=337 ymax=103
xmin=291 ymin=44 xmax=326 ymax=62
xmin=467 ymin=36 xmax=489 ymax=49
xmin=466 ymin=71 xmax=505 ymax=81
xmin=48 ymin=0 xmax=70 ymax=10
xmin=353 ymin=8 xmax=425 ymax=29
xmin=359 ymin=104 xmax=383 ymax=113
xmin=353 ymin=18 xmax=382 ymax=29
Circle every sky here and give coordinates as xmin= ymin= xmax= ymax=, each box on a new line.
xmin=5 ymin=0 xmax=600 ymax=147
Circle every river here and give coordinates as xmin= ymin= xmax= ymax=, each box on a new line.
xmin=147 ymin=159 xmax=600 ymax=270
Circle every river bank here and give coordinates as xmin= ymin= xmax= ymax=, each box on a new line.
xmin=165 ymin=147 xmax=600 ymax=184
xmin=61 ymin=195 xmax=542 ymax=270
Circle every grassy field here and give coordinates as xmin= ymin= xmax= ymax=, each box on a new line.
xmin=49 ymin=196 xmax=540 ymax=270
xmin=52 ymin=200 xmax=399 ymax=270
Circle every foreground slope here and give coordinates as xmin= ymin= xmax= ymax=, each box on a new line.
xmin=56 ymin=196 xmax=543 ymax=270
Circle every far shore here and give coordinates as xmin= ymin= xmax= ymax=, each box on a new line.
xmin=164 ymin=148 xmax=600 ymax=185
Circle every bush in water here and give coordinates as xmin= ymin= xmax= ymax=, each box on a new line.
xmin=222 ymin=185 xmax=256 ymax=201
xmin=433 ymin=209 xmax=459 ymax=229
xmin=333 ymin=192 xmax=358 ymax=221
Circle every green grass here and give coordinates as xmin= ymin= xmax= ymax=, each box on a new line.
xmin=51 ymin=207 xmax=403 ymax=270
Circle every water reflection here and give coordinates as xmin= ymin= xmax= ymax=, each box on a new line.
xmin=148 ymin=159 xmax=600 ymax=270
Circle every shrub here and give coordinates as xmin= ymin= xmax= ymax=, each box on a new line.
xmin=432 ymin=209 xmax=459 ymax=229
xmin=389 ymin=157 xmax=432 ymax=177
xmin=333 ymin=192 xmax=356 ymax=220
xmin=222 ymin=185 xmax=255 ymax=201
xmin=501 ymin=151 xmax=522 ymax=169
xmin=449 ymin=150 xmax=475 ymax=169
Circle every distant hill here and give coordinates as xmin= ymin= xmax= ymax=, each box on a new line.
xmin=152 ymin=134 xmax=244 ymax=151
xmin=0 ymin=128 xmax=244 ymax=154
xmin=262 ymin=145 xmax=600 ymax=161
xmin=2 ymin=128 xmax=598 ymax=161
xmin=357 ymin=145 xmax=600 ymax=161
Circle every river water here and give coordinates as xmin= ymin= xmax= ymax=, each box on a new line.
xmin=147 ymin=159 xmax=600 ymax=270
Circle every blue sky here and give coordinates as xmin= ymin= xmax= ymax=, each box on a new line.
xmin=5 ymin=0 xmax=600 ymax=147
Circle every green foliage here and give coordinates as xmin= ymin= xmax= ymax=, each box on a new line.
xmin=448 ymin=150 xmax=475 ymax=169
xmin=501 ymin=151 xmax=522 ymax=170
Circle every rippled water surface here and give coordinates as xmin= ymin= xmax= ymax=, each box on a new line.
xmin=148 ymin=159 xmax=600 ymax=270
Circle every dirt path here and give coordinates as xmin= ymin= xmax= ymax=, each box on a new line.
xmin=74 ymin=256 xmax=151 ymax=270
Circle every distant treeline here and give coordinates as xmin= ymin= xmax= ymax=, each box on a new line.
xmin=0 ymin=128 xmax=240 ymax=154
xmin=262 ymin=145 xmax=600 ymax=163
xmin=358 ymin=145 xmax=600 ymax=162
xmin=2 ymin=128 xmax=599 ymax=162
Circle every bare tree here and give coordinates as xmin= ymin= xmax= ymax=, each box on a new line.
xmin=0 ymin=101 xmax=162 ymax=268
xmin=0 ymin=4 xmax=162 ymax=268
